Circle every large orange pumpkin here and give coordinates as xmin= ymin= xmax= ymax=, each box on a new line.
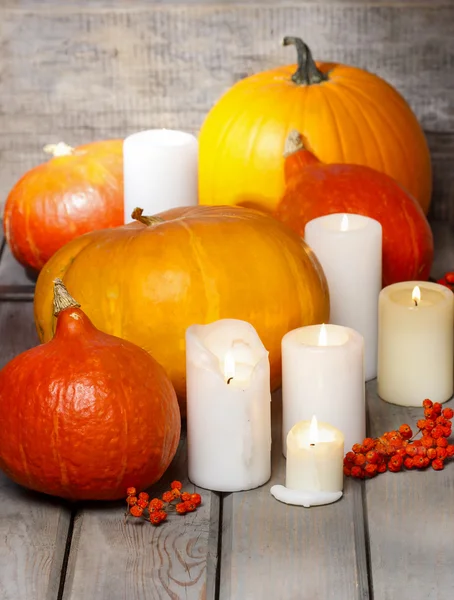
xmin=34 ymin=205 xmax=329 ymax=403
xmin=275 ymin=131 xmax=434 ymax=286
xmin=3 ymin=139 xmax=124 ymax=272
xmin=199 ymin=36 xmax=432 ymax=215
xmin=0 ymin=280 xmax=180 ymax=501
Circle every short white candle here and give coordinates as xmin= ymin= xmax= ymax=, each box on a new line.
xmin=304 ymin=213 xmax=382 ymax=381
xmin=377 ymin=281 xmax=454 ymax=406
xmin=286 ymin=416 xmax=344 ymax=492
xmin=282 ymin=323 xmax=365 ymax=456
xmin=186 ymin=319 xmax=271 ymax=492
xmin=123 ymin=129 xmax=198 ymax=222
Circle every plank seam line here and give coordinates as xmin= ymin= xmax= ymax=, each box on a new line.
xmin=214 ymin=492 xmax=225 ymax=600
xmin=56 ymin=506 xmax=77 ymax=600
xmin=361 ymin=482 xmax=374 ymax=599
xmin=362 ymin=400 xmax=374 ymax=599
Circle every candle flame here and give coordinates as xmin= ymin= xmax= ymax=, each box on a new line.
xmin=318 ymin=323 xmax=328 ymax=346
xmin=224 ymin=350 xmax=235 ymax=382
xmin=412 ymin=285 xmax=421 ymax=306
xmin=340 ymin=214 xmax=349 ymax=232
xmin=309 ymin=415 xmax=319 ymax=445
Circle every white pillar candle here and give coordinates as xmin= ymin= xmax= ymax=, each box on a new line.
xmin=270 ymin=416 xmax=344 ymax=507
xmin=123 ymin=129 xmax=198 ymax=222
xmin=377 ymin=281 xmax=454 ymax=406
xmin=282 ymin=323 xmax=364 ymax=456
xmin=304 ymin=213 xmax=382 ymax=381
xmin=186 ymin=319 xmax=271 ymax=492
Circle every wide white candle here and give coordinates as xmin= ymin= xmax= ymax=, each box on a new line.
xmin=304 ymin=213 xmax=382 ymax=381
xmin=123 ymin=128 xmax=198 ymax=222
xmin=377 ymin=281 xmax=454 ymax=406
xmin=186 ymin=319 xmax=271 ymax=492
xmin=282 ymin=324 xmax=364 ymax=456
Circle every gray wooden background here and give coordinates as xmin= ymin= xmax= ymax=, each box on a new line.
xmin=1 ymin=0 xmax=453 ymax=221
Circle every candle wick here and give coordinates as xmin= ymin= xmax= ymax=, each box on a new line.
xmin=414 ymin=299 xmax=418 ymax=307
xmin=227 ymin=377 xmax=233 ymax=385
xmin=310 ymin=443 xmax=315 ymax=447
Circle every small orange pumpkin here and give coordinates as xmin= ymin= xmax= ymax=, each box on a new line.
xmin=0 ymin=280 xmax=180 ymax=501
xmin=199 ymin=36 xmax=432 ymax=215
xmin=275 ymin=131 xmax=434 ymax=286
xmin=3 ymin=139 xmax=124 ymax=272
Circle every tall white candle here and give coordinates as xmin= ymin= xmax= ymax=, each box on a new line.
xmin=123 ymin=129 xmax=198 ymax=222
xmin=304 ymin=213 xmax=382 ymax=380
xmin=282 ymin=324 xmax=364 ymax=456
xmin=377 ymin=281 xmax=454 ymax=406
xmin=286 ymin=416 xmax=344 ymax=493
xmin=186 ymin=319 xmax=271 ymax=492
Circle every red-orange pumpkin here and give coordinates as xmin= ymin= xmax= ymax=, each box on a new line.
xmin=3 ymin=139 xmax=124 ymax=272
xmin=275 ymin=131 xmax=434 ymax=286
xmin=0 ymin=280 xmax=180 ymax=501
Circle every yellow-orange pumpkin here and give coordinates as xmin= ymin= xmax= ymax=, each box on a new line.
xmin=34 ymin=205 xmax=329 ymax=404
xmin=199 ymin=37 xmax=432 ymax=215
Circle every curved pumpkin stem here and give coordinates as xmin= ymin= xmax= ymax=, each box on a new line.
xmin=131 ymin=207 xmax=165 ymax=226
xmin=284 ymin=130 xmax=305 ymax=157
xmin=282 ymin=37 xmax=327 ymax=86
xmin=53 ymin=279 xmax=81 ymax=316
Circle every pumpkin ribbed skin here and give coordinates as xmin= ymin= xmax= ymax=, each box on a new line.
xmin=3 ymin=139 xmax=124 ymax=272
xmin=0 ymin=303 xmax=180 ymax=501
xmin=199 ymin=51 xmax=432 ymax=215
xmin=34 ymin=205 xmax=330 ymax=402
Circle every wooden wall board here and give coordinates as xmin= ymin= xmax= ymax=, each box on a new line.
xmin=365 ymin=381 xmax=454 ymax=599
xmin=431 ymin=221 xmax=454 ymax=278
xmin=220 ymin=391 xmax=370 ymax=600
xmin=427 ymin=133 xmax=454 ymax=224
xmin=0 ymin=2 xmax=453 ymax=217
xmin=62 ymin=433 xmax=220 ymax=600
xmin=0 ymin=232 xmax=36 ymax=298
xmin=0 ymin=301 xmax=71 ymax=600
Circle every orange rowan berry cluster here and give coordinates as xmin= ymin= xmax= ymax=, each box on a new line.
xmin=437 ymin=272 xmax=454 ymax=292
xmin=125 ymin=481 xmax=202 ymax=525
xmin=344 ymin=400 xmax=454 ymax=478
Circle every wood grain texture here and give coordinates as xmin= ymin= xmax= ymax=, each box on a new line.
xmin=63 ymin=432 xmax=219 ymax=600
xmin=431 ymin=220 xmax=454 ymax=277
xmin=365 ymin=380 xmax=454 ymax=599
xmin=0 ymin=2 xmax=453 ymax=218
xmin=220 ymin=390 xmax=370 ymax=600
xmin=0 ymin=300 xmax=71 ymax=600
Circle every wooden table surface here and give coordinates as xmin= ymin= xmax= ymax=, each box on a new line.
xmin=1 ymin=221 xmax=453 ymax=600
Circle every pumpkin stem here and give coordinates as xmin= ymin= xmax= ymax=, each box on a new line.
xmin=43 ymin=142 xmax=75 ymax=157
xmin=282 ymin=37 xmax=327 ymax=86
xmin=131 ymin=207 xmax=165 ymax=226
xmin=53 ymin=279 xmax=81 ymax=317
xmin=284 ymin=130 xmax=305 ymax=157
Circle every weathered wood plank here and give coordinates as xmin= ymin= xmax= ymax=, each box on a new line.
xmin=3 ymin=1 xmax=451 ymax=8
xmin=365 ymin=380 xmax=454 ymax=599
xmin=220 ymin=390 xmax=370 ymax=600
xmin=431 ymin=220 xmax=454 ymax=278
xmin=427 ymin=132 xmax=454 ymax=224
xmin=63 ymin=432 xmax=219 ymax=600
xmin=0 ymin=301 xmax=71 ymax=600
xmin=0 ymin=2 xmax=453 ymax=217
xmin=0 ymin=229 xmax=37 ymax=294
